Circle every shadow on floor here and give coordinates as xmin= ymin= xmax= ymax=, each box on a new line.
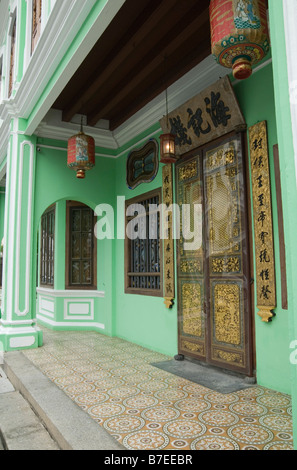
xmin=151 ymin=358 xmax=255 ymax=394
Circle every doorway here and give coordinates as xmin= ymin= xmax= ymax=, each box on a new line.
xmin=176 ymin=132 xmax=254 ymax=376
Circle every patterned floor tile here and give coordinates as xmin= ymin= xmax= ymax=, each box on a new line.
xmin=23 ymin=328 xmax=294 ymax=451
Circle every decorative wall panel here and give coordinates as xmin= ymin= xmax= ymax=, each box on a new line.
xmin=249 ymin=121 xmax=276 ymax=322
xmin=162 ymin=164 xmax=175 ymax=308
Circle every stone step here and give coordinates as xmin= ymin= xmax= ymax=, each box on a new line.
xmin=2 ymin=352 xmax=123 ymax=450
xmin=0 ymin=390 xmax=60 ymax=450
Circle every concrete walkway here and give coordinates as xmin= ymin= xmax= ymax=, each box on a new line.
xmin=0 ymin=354 xmax=123 ymax=450
xmin=0 ymin=366 xmax=59 ymax=450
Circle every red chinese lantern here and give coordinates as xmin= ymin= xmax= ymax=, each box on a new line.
xmin=210 ymin=0 xmax=270 ymax=80
xmin=67 ymin=122 xmax=95 ymax=179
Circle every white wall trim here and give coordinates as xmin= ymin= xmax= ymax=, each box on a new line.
xmin=36 ymin=313 xmax=105 ymax=331
xmin=64 ymin=298 xmax=94 ymax=321
xmin=36 ymin=287 xmax=105 ymax=298
xmin=0 ymin=318 xmax=36 ymax=326
xmin=4 ymin=120 xmax=18 ymax=321
xmin=15 ymin=140 xmax=34 ymax=317
xmin=0 ymin=324 xmax=40 ymax=334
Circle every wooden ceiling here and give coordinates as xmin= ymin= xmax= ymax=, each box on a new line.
xmin=53 ymin=0 xmax=211 ymax=131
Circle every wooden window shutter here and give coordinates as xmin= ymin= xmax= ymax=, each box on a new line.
xmin=8 ymin=19 xmax=16 ymax=98
xmin=31 ymin=0 xmax=42 ymax=54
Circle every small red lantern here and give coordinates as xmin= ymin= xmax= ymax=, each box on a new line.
xmin=160 ymin=133 xmax=176 ymax=164
xmin=210 ymin=0 xmax=270 ymax=80
xmin=67 ymin=122 xmax=95 ymax=179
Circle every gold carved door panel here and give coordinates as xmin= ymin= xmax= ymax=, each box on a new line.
xmin=177 ymin=157 xmax=206 ymax=360
xmin=176 ymin=134 xmax=253 ymax=376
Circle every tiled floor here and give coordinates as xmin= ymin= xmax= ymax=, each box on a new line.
xmin=23 ymin=328 xmax=294 ymax=450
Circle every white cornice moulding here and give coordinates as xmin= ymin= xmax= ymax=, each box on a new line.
xmin=35 ymin=109 xmax=118 ymax=150
xmin=24 ymin=0 xmax=126 ymax=136
xmin=0 ymin=0 xmax=126 ymax=133
xmin=14 ymin=0 xmax=97 ymax=122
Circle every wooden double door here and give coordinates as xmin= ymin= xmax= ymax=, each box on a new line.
xmin=176 ymin=133 xmax=254 ymax=376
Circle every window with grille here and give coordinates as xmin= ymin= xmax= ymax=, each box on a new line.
xmin=125 ymin=188 xmax=163 ymax=297
xmin=40 ymin=207 xmax=55 ymax=287
xmin=66 ymin=202 xmax=97 ymax=289
xmin=8 ymin=17 xmax=16 ymax=98
xmin=31 ymin=0 xmax=42 ymax=54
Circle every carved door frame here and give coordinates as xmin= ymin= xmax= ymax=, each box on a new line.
xmin=175 ymin=130 xmax=255 ymax=377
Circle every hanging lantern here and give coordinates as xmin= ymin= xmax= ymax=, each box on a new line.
xmin=159 ymin=86 xmax=177 ymax=164
xmin=67 ymin=121 xmax=95 ymax=179
xmin=210 ymin=0 xmax=270 ymax=80
xmin=160 ymin=133 xmax=176 ymax=164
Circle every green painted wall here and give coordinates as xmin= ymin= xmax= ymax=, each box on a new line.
xmin=113 ymin=129 xmax=178 ymax=357
xmin=111 ymin=63 xmax=291 ymax=392
xmin=33 ymin=63 xmax=292 ymax=393
xmin=268 ymin=0 xmax=297 ymax=447
xmin=233 ymin=63 xmax=291 ymax=394
xmin=34 ymin=138 xmax=117 ymax=336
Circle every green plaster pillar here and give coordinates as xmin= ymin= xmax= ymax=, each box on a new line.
xmin=0 ymin=119 xmax=42 ymax=351
xmin=269 ymin=0 xmax=297 ymax=449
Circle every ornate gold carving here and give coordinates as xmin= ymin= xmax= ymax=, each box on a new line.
xmin=162 ymin=164 xmax=175 ymax=306
xmin=212 ymin=257 xmax=240 ymax=274
xmin=178 ymin=161 xmax=197 ymax=181
xmin=249 ymin=121 xmax=276 ymax=322
xmin=256 ymin=305 xmax=275 ymax=323
xmin=182 ymin=283 xmax=202 ymax=338
xmin=213 ymin=348 xmax=243 ymax=364
xmin=164 ymin=298 xmax=174 ymax=309
xmin=182 ymin=340 xmax=204 ymax=355
xmin=207 ymin=144 xmax=235 ymax=170
xmin=180 ymin=259 xmax=202 ymax=274
xmin=214 ymin=283 xmax=241 ymax=346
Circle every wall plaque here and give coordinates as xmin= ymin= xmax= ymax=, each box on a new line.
xmin=160 ymin=76 xmax=246 ymax=156
xmin=162 ymin=164 xmax=175 ymax=308
xmin=249 ymin=121 xmax=276 ymax=322
xmin=126 ymin=139 xmax=159 ymax=190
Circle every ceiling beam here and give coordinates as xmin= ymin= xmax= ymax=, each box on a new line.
xmin=87 ymin=7 xmax=210 ymax=126
xmin=109 ymin=37 xmax=211 ymax=130
xmin=61 ymin=0 xmax=186 ymax=123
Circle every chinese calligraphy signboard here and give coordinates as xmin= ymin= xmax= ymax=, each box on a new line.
xmin=162 ymin=164 xmax=175 ymax=308
xmin=160 ymin=76 xmax=246 ymax=156
xmin=249 ymin=121 xmax=276 ymax=322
